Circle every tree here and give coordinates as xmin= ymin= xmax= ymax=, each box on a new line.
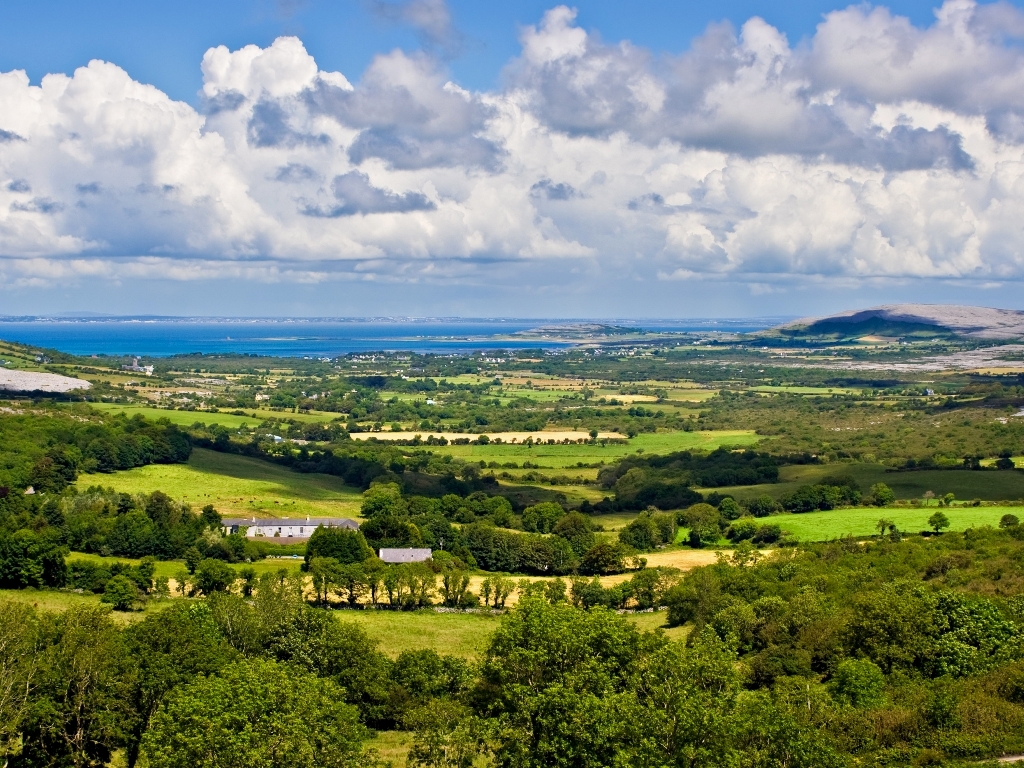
xmin=876 ymin=518 xmax=894 ymax=538
xmin=521 ymin=502 xmax=564 ymax=533
xmin=747 ymin=495 xmax=778 ymax=518
xmin=682 ymin=503 xmax=722 ymax=548
xmin=102 ymin=574 xmax=140 ymax=611
xmin=1000 ymin=514 xmax=1020 ymax=529
xmin=718 ymin=497 xmax=743 ymax=520
xmin=361 ymin=482 xmax=408 ymax=517
xmin=829 ymin=658 xmax=885 ymax=709
xmin=193 ymin=559 xmax=235 ymax=595
xmin=928 ymin=511 xmax=951 ymax=533
xmin=183 ymin=546 xmax=202 ymax=574
xmin=142 ymin=659 xmax=371 ymax=768
xmin=120 ymin=602 xmax=236 ymax=768
xmin=0 ymin=602 xmax=40 ymax=761
xmin=305 ymin=526 xmax=373 ymax=568
xmin=870 ymin=483 xmax=896 ymax=507
xmin=309 ymin=557 xmax=340 ymax=606
xmin=551 ymin=511 xmax=595 ymax=557
xmin=18 ymin=607 xmax=128 ymax=768
xmin=406 ymin=701 xmax=485 ymax=768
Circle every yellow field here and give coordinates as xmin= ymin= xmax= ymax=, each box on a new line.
xmin=351 ymin=429 xmax=626 ymax=442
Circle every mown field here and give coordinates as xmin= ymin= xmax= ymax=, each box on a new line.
xmin=770 ymin=504 xmax=1022 ymax=541
xmin=709 ymin=462 xmax=1024 ymax=502
xmin=88 ymin=403 xmax=346 ymax=427
xmin=435 ymin=429 xmax=760 ymax=467
xmin=77 ymin=447 xmax=363 ymax=518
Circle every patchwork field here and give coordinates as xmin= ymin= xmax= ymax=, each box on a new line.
xmin=352 ymin=429 xmax=627 ymax=442
xmin=88 ymin=403 xmax=344 ymax=427
xmin=432 ymin=430 xmax=760 ymax=468
xmin=77 ymin=447 xmax=363 ymax=518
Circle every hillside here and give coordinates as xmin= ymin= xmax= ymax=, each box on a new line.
xmin=776 ymin=304 xmax=1024 ymax=341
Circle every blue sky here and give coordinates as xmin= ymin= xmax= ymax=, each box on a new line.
xmin=2 ymin=0 xmax=1024 ymax=317
xmin=1 ymin=0 xmax=948 ymax=102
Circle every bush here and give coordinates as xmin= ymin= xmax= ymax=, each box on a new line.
xmin=101 ymin=574 xmax=139 ymax=611
xmin=747 ymin=495 xmax=778 ymax=518
xmin=193 ymin=559 xmax=235 ymax=595
xmin=305 ymin=527 xmax=374 ymax=569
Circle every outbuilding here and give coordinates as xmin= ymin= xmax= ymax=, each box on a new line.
xmin=379 ymin=547 xmax=432 ymax=564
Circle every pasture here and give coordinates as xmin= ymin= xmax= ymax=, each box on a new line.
xmin=772 ymin=505 xmax=1023 ymax=541
xmin=432 ymin=430 xmax=760 ymax=468
xmin=87 ymin=403 xmax=262 ymax=429
xmin=77 ymin=447 xmax=363 ymax=518
xmin=708 ymin=463 xmax=1024 ymax=503
xmin=88 ymin=402 xmax=344 ymax=427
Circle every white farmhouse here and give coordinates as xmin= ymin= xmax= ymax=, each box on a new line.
xmin=222 ymin=516 xmax=359 ymax=539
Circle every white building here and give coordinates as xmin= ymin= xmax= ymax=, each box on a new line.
xmin=379 ymin=548 xmax=432 ymax=564
xmin=222 ymin=516 xmax=359 ymax=539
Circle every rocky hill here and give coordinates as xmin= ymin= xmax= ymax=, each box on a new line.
xmin=777 ymin=304 xmax=1024 ymax=341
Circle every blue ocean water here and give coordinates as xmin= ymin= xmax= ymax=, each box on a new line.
xmin=0 ymin=318 xmax=783 ymax=358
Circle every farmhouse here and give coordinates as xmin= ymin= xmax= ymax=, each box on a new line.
xmin=222 ymin=516 xmax=359 ymax=539
xmin=379 ymin=548 xmax=432 ymax=563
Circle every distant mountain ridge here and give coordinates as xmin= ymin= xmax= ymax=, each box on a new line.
xmin=778 ymin=304 xmax=1024 ymax=340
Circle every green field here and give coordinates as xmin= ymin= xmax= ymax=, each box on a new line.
xmin=0 ymin=588 xmax=172 ymax=624
xmin=774 ymin=505 xmax=1023 ymax=541
xmin=436 ymin=430 xmax=760 ymax=468
xmin=88 ymin=403 xmax=263 ymax=428
xmin=65 ymin=552 xmax=306 ymax=579
xmin=709 ymin=463 xmax=1024 ymax=503
xmin=87 ymin=403 xmax=344 ymax=427
xmin=750 ymin=385 xmax=864 ymax=395
xmin=77 ymin=447 xmax=363 ymax=518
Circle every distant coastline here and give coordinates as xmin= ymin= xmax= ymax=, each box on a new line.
xmin=0 ymin=316 xmax=789 ymax=358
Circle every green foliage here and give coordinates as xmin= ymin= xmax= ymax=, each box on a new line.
xmin=551 ymin=511 xmax=595 ymax=557
xmin=681 ymin=502 xmax=723 ymax=547
xmin=361 ymin=482 xmax=408 ymax=517
xmin=929 ymin=510 xmax=951 ymax=532
xmin=618 ymin=510 xmax=677 ymax=551
xmin=101 ymin=574 xmax=139 ymax=611
xmin=304 ymin=526 xmax=373 ymax=568
xmin=193 ymin=558 xmax=235 ymax=595
xmin=143 ymin=658 xmax=371 ymax=768
xmin=870 ymin=482 xmax=896 ymax=506
xmin=829 ymin=658 xmax=886 ymax=708
xmin=521 ymin=501 xmax=564 ymax=533
xmin=0 ymin=528 xmax=67 ymax=588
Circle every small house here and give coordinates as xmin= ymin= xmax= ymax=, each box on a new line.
xmin=379 ymin=548 xmax=432 ymax=564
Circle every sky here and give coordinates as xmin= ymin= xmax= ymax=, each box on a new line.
xmin=2 ymin=0 xmax=1024 ymax=318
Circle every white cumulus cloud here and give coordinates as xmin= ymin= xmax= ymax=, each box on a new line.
xmin=2 ymin=1 xmax=1024 ymax=293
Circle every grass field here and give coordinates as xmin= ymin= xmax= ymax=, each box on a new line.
xmin=434 ymin=430 xmax=759 ymax=468
xmin=77 ymin=447 xmax=363 ymax=518
xmin=88 ymin=403 xmax=261 ymax=428
xmin=709 ymin=463 xmax=1024 ymax=503
xmin=774 ymin=505 xmax=1023 ymax=540
xmin=0 ymin=588 xmax=170 ymax=624
xmin=750 ymin=385 xmax=865 ymax=395
xmin=87 ymin=403 xmax=344 ymax=427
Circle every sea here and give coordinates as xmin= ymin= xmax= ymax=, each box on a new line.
xmin=0 ymin=318 xmax=786 ymax=358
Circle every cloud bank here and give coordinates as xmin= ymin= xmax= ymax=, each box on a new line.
xmin=3 ymin=1 xmax=1024 ymax=292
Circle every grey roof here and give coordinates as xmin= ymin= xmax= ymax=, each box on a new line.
xmin=222 ymin=517 xmax=359 ymax=529
xmin=379 ymin=548 xmax=432 ymax=563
